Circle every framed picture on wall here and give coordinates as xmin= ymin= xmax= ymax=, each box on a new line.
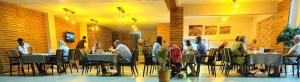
xmin=205 ymin=26 xmax=217 ymax=35
xmin=219 ymin=26 xmax=231 ymax=34
xmin=189 ymin=25 xmax=203 ymax=36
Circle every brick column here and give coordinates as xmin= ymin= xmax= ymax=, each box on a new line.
xmin=170 ymin=7 xmax=183 ymax=47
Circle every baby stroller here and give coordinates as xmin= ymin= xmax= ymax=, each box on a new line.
xmin=169 ymin=44 xmax=182 ymax=77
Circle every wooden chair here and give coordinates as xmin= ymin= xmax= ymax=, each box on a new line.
xmin=119 ymin=49 xmax=139 ymax=76
xmin=283 ymin=55 xmax=300 ymax=77
xmin=6 ymin=49 xmax=24 ymax=76
xmin=223 ymin=48 xmax=247 ymax=76
xmin=63 ymin=49 xmax=78 ymax=74
xmin=46 ymin=49 xmax=64 ymax=75
xmin=196 ymin=48 xmax=218 ymax=77
xmin=142 ymin=48 xmax=156 ymax=76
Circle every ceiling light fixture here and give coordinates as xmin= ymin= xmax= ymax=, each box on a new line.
xmin=89 ymin=19 xmax=99 ymax=31
xmin=63 ymin=8 xmax=76 ymax=24
xmin=117 ymin=6 xmax=125 ymax=22
xmin=232 ymin=0 xmax=238 ymax=15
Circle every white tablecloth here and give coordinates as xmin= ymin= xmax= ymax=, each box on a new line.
xmin=248 ymin=53 xmax=283 ymax=66
xmin=86 ymin=53 xmax=117 ymax=64
xmin=21 ymin=53 xmax=54 ymax=64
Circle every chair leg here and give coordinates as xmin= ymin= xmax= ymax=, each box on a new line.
xmin=285 ymin=65 xmax=287 ymax=75
xmin=81 ymin=66 xmax=85 ymax=75
xmin=51 ymin=64 xmax=54 ymax=75
xmin=28 ymin=64 xmax=30 ymax=72
xmin=130 ymin=66 xmax=134 ymax=76
xmin=149 ymin=65 xmax=152 ymax=74
xmin=151 ymin=65 xmax=155 ymax=74
xmin=18 ymin=65 xmax=20 ymax=75
xmin=293 ymin=65 xmax=295 ymax=76
xmin=10 ymin=64 xmax=12 ymax=76
xmin=69 ymin=64 xmax=72 ymax=74
xmin=196 ymin=64 xmax=201 ymax=76
xmin=74 ymin=64 xmax=79 ymax=72
xmin=214 ymin=65 xmax=217 ymax=77
xmin=143 ymin=65 xmax=146 ymax=76
xmin=135 ymin=66 xmax=139 ymax=75
xmin=146 ymin=65 xmax=149 ymax=75
xmin=297 ymin=64 xmax=299 ymax=77
xmin=21 ymin=64 xmax=25 ymax=76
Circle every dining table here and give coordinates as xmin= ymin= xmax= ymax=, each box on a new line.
xmin=85 ymin=52 xmax=117 ymax=75
xmin=21 ymin=53 xmax=55 ymax=64
xmin=246 ymin=52 xmax=283 ymax=76
xmin=182 ymin=51 xmax=196 ymax=64
xmin=21 ymin=53 xmax=55 ymax=75
xmin=247 ymin=53 xmax=283 ymax=66
xmin=86 ymin=52 xmax=117 ymax=63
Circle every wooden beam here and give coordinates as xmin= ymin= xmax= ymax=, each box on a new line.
xmin=165 ymin=0 xmax=177 ymax=10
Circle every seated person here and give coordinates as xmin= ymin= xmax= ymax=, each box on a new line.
xmin=182 ymin=40 xmax=196 ymax=76
xmin=58 ymin=40 xmax=70 ymax=61
xmin=91 ymin=41 xmax=104 ymax=54
xmin=247 ymin=39 xmax=258 ymax=51
xmin=57 ymin=40 xmax=70 ymax=73
xmin=195 ymin=36 xmax=207 ymax=76
xmin=271 ymin=35 xmax=300 ymax=77
xmin=92 ymin=41 xmax=109 ymax=74
xmin=17 ymin=38 xmax=45 ymax=74
xmin=284 ymin=35 xmax=300 ymax=63
xmin=217 ymin=41 xmax=228 ymax=60
xmin=152 ymin=36 xmax=162 ymax=63
xmin=231 ymin=36 xmax=249 ymax=75
xmin=110 ymin=40 xmax=132 ymax=76
xmin=169 ymin=44 xmax=182 ymax=77
xmin=17 ymin=38 xmax=33 ymax=55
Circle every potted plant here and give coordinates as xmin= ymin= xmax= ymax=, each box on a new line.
xmin=156 ymin=48 xmax=171 ymax=82
xmin=276 ymin=25 xmax=300 ymax=52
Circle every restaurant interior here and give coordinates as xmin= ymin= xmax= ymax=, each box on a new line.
xmin=0 ymin=0 xmax=300 ymax=82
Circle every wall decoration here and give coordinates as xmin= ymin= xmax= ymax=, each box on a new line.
xmin=205 ymin=26 xmax=217 ymax=35
xmin=189 ymin=25 xmax=203 ymax=36
xmin=219 ymin=26 xmax=231 ymax=34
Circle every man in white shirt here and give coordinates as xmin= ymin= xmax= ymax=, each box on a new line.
xmin=271 ymin=35 xmax=300 ymax=77
xmin=152 ymin=36 xmax=162 ymax=63
xmin=17 ymin=38 xmax=33 ymax=55
xmin=110 ymin=40 xmax=132 ymax=76
xmin=284 ymin=35 xmax=300 ymax=62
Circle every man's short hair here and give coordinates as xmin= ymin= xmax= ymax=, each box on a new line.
xmin=114 ymin=40 xmax=121 ymax=45
xmin=83 ymin=36 xmax=86 ymax=39
xmin=17 ymin=38 xmax=23 ymax=43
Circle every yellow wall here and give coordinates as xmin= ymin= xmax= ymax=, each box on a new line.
xmin=80 ymin=22 xmax=88 ymax=48
xmin=141 ymin=30 xmax=157 ymax=45
xmin=183 ymin=16 xmax=256 ymax=48
xmin=184 ymin=2 xmax=278 ymax=16
xmin=46 ymin=13 xmax=57 ymax=50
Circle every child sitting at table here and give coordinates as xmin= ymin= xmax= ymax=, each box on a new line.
xmin=91 ymin=41 xmax=110 ymax=74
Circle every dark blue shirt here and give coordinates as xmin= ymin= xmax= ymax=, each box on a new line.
xmin=197 ymin=42 xmax=207 ymax=57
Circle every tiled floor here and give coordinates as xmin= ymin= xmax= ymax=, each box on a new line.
xmin=0 ymin=55 xmax=300 ymax=82
xmin=1 ymin=63 xmax=300 ymax=82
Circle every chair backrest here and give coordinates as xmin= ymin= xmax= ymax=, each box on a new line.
xmin=207 ymin=48 xmax=218 ymax=63
xmin=170 ymin=44 xmax=182 ymax=63
xmin=142 ymin=48 xmax=151 ymax=56
xmin=68 ymin=49 xmax=76 ymax=61
xmin=143 ymin=48 xmax=154 ymax=64
xmin=56 ymin=49 xmax=64 ymax=63
xmin=222 ymin=48 xmax=232 ymax=63
xmin=6 ymin=49 xmax=21 ymax=63
xmin=74 ymin=49 xmax=87 ymax=60
xmin=131 ymin=49 xmax=138 ymax=64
